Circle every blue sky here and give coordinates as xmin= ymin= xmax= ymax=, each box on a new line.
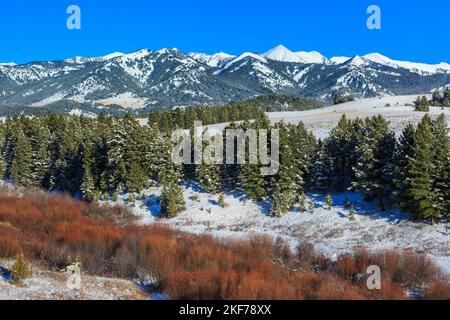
xmin=0 ymin=0 xmax=448 ymax=64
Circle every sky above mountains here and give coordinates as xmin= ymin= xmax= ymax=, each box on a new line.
xmin=0 ymin=0 xmax=449 ymax=64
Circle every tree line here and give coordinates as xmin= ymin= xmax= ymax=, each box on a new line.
xmin=415 ymin=89 xmax=450 ymax=111
xmin=0 ymin=110 xmax=448 ymax=224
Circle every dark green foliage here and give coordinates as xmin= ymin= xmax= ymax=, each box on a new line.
xmin=0 ymin=109 xmax=447 ymax=225
xmin=333 ymin=94 xmax=356 ymax=105
xmin=160 ymin=182 xmax=186 ymax=218
xmin=406 ymin=115 xmax=435 ymax=222
xmin=414 ymin=96 xmax=430 ymax=112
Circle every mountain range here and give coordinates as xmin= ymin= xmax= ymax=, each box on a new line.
xmin=0 ymin=45 xmax=449 ymax=112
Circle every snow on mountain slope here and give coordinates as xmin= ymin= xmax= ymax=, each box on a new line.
xmin=262 ymin=45 xmax=327 ymax=64
xmin=295 ymin=51 xmax=327 ymax=64
xmin=263 ymin=45 xmax=303 ymax=63
xmin=188 ymin=52 xmax=235 ymax=67
xmin=101 ymin=52 xmax=125 ymax=60
xmin=330 ymin=56 xmax=351 ymax=64
xmin=213 ymin=52 xmax=269 ymax=75
xmin=364 ymin=53 xmax=450 ymax=75
xmin=1 ymin=46 xmax=450 ymax=110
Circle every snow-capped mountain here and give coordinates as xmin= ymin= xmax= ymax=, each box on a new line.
xmin=0 ymin=45 xmax=449 ymax=111
xmin=262 ymin=45 xmax=327 ymax=64
xmin=188 ymin=52 xmax=235 ymax=67
xmin=363 ymin=53 xmax=450 ymax=75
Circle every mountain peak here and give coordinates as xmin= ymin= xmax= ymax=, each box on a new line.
xmin=102 ymin=52 xmax=124 ymax=60
xmin=347 ymin=55 xmax=368 ymax=67
xmin=262 ymin=45 xmax=300 ymax=63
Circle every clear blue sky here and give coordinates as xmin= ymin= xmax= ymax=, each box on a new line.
xmin=0 ymin=0 xmax=448 ymax=64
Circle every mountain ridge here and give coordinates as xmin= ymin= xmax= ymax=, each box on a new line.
xmin=0 ymin=45 xmax=449 ymax=111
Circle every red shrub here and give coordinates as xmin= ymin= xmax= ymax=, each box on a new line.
xmin=0 ymin=233 xmax=22 ymax=257
xmin=0 ymin=188 xmax=447 ymax=300
xmin=422 ymin=280 xmax=450 ymax=300
xmin=336 ymin=254 xmax=358 ymax=280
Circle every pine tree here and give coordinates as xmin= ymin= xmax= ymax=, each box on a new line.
xmin=160 ymin=182 xmax=186 ymax=218
xmin=430 ymin=114 xmax=450 ymax=220
xmin=80 ymin=142 xmax=97 ymax=201
xmin=443 ymin=89 xmax=450 ymax=107
xmin=308 ymin=200 xmax=315 ymax=213
xmin=218 ymin=193 xmax=227 ymax=208
xmin=308 ymin=139 xmax=333 ymax=192
xmin=394 ymin=123 xmax=417 ymax=212
xmin=351 ymin=115 xmax=396 ymax=206
xmin=325 ymin=194 xmax=333 ymax=210
xmin=270 ymin=124 xmax=299 ymax=217
xmin=407 ymin=115 xmax=436 ymax=223
xmin=299 ymin=193 xmax=307 ymax=212
xmin=414 ymin=96 xmax=430 ymax=112
xmin=238 ymin=122 xmax=268 ymax=201
xmin=431 ymin=91 xmax=443 ymax=106
xmin=0 ymin=124 xmax=5 ymax=178
xmin=10 ymin=254 xmax=32 ymax=286
xmin=10 ymin=129 xmax=33 ymax=187
xmin=327 ymin=115 xmax=363 ymax=191
xmin=348 ymin=207 xmax=356 ymax=221
xmin=239 ymin=164 xmax=266 ymax=200
xmin=125 ymin=160 xmax=147 ymax=194
xmin=28 ymin=119 xmax=50 ymax=188
xmin=106 ymin=118 xmax=129 ymax=190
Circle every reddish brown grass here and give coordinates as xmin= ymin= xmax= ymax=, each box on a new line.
xmin=0 ymin=190 xmax=447 ymax=300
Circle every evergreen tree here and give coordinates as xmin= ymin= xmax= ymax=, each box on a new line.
xmin=407 ymin=115 xmax=436 ymax=223
xmin=308 ymin=139 xmax=333 ymax=192
xmin=327 ymin=115 xmax=363 ymax=191
xmin=0 ymin=124 xmax=5 ymax=178
xmin=308 ymin=200 xmax=315 ymax=213
xmin=238 ymin=120 xmax=268 ymax=201
xmin=431 ymin=91 xmax=443 ymax=106
xmin=348 ymin=207 xmax=356 ymax=220
xmin=430 ymin=114 xmax=450 ymax=219
xmin=351 ymin=115 xmax=396 ymax=208
xmin=10 ymin=129 xmax=33 ymax=187
xmin=394 ymin=123 xmax=417 ymax=212
xmin=218 ymin=193 xmax=227 ymax=208
xmin=80 ymin=163 xmax=96 ymax=201
xmin=325 ymin=194 xmax=333 ymax=210
xmin=299 ymin=193 xmax=307 ymax=212
xmin=443 ymin=89 xmax=450 ymax=107
xmin=414 ymin=96 xmax=430 ymax=112
xmin=125 ymin=160 xmax=147 ymax=194
xmin=27 ymin=118 xmax=50 ymax=187
xmin=270 ymin=124 xmax=298 ymax=217
xmin=160 ymin=182 xmax=186 ymax=218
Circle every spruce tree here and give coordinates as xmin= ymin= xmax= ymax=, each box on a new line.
xmin=0 ymin=124 xmax=5 ymax=178
xmin=325 ymin=194 xmax=333 ymax=210
xmin=351 ymin=115 xmax=396 ymax=207
xmin=270 ymin=124 xmax=298 ymax=216
xmin=308 ymin=139 xmax=333 ymax=192
xmin=238 ymin=121 xmax=268 ymax=201
xmin=407 ymin=115 xmax=436 ymax=223
xmin=430 ymin=114 xmax=450 ymax=219
xmin=299 ymin=193 xmax=307 ymax=212
xmin=394 ymin=123 xmax=417 ymax=212
xmin=10 ymin=129 xmax=33 ymax=187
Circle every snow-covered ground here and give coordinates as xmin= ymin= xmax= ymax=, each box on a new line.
xmin=105 ymin=184 xmax=450 ymax=277
xmin=204 ymin=95 xmax=450 ymax=139
xmin=0 ymin=259 xmax=149 ymax=300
